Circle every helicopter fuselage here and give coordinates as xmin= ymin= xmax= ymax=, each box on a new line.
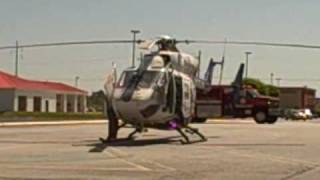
xmin=112 ymin=51 xmax=198 ymax=127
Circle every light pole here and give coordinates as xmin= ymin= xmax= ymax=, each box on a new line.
xmin=15 ymin=41 xmax=19 ymax=76
xmin=131 ymin=30 xmax=141 ymax=67
xmin=75 ymin=76 xmax=80 ymax=87
xmin=245 ymin=51 xmax=252 ymax=78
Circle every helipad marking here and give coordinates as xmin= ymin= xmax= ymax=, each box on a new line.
xmin=106 ymin=147 xmax=151 ymax=171
xmin=107 ymin=147 xmax=176 ymax=172
xmin=142 ymin=159 xmax=176 ymax=172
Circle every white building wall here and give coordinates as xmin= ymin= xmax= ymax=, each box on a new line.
xmin=74 ymin=95 xmax=78 ymax=113
xmin=41 ymin=97 xmax=56 ymax=112
xmin=63 ymin=94 xmax=67 ymax=112
xmin=83 ymin=96 xmax=87 ymax=112
xmin=26 ymin=96 xmax=34 ymax=112
xmin=14 ymin=89 xmax=57 ymax=112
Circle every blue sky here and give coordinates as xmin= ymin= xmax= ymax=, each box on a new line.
xmin=1 ymin=0 xmax=320 ymax=93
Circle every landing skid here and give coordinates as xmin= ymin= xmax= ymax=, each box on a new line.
xmin=103 ymin=103 xmax=207 ymax=145
xmin=176 ymin=126 xmax=207 ymax=144
xmin=99 ymin=137 xmax=133 ymax=144
xmin=127 ymin=128 xmax=141 ymax=140
xmin=99 ymin=126 xmax=142 ymax=144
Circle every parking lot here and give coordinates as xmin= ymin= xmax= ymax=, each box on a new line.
xmin=0 ymin=119 xmax=320 ymax=180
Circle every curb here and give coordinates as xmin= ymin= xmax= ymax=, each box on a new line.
xmin=207 ymin=119 xmax=254 ymax=123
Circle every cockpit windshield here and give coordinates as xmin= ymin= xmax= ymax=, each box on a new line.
xmin=118 ymin=71 xmax=135 ymax=88
xmin=138 ymin=71 xmax=160 ymax=88
xmin=118 ymin=71 xmax=162 ymax=88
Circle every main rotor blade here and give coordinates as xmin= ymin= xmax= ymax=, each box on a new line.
xmin=180 ymin=40 xmax=320 ymax=50
xmin=0 ymin=40 xmax=144 ymax=50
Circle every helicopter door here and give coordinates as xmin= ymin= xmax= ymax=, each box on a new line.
xmin=166 ymin=70 xmax=176 ymax=114
xmin=174 ymin=76 xmax=182 ymax=116
xmin=182 ymin=78 xmax=192 ymax=119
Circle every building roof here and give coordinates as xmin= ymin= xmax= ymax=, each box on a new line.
xmin=0 ymin=70 xmax=87 ymax=94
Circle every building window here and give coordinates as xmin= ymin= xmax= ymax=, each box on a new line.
xmin=18 ymin=96 xmax=27 ymax=112
xmin=67 ymin=102 xmax=72 ymax=112
xmin=45 ymin=100 xmax=49 ymax=112
xmin=33 ymin=97 xmax=42 ymax=112
xmin=77 ymin=96 xmax=82 ymax=113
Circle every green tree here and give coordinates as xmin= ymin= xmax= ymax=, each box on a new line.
xmin=87 ymin=90 xmax=105 ymax=112
xmin=243 ymin=78 xmax=279 ymax=97
xmin=266 ymin=84 xmax=280 ymax=97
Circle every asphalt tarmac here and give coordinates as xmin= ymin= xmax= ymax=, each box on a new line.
xmin=0 ymin=119 xmax=319 ymax=180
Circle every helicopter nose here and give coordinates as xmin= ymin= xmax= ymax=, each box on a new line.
xmin=128 ymin=88 xmax=154 ymax=101
xmin=113 ymin=89 xmax=160 ymax=123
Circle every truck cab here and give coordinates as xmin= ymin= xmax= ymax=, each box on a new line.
xmin=194 ymin=84 xmax=280 ymax=124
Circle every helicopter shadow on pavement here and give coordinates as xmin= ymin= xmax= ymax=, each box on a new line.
xmin=78 ymin=135 xmax=220 ymax=153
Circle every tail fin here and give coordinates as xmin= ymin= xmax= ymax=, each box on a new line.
xmin=231 ymin=63 xmax=245 ymax=104
xmin=232 ymin=63 xmax=245 ymax=87
xmin=204 ymin=58 xmax=225 ymax=85
xmin=204 ymin=58 xmax=215 ymax=84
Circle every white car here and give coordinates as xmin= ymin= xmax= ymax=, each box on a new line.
xmin=302 ymin=109 xmax=313 ymax=119
xmin=296 ymin=110 xmax=307 ymax=120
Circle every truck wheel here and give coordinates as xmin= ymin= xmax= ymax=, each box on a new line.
xmin=254 ymin=111 xmax=267 ymax=124
xmin=267 ymin=116 xmax=278 ymax=124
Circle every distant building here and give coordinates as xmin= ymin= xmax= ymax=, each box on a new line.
xmin=279 ymin=86 xmax=316 ymax=110
xmin=314 ymin=98 xmax=320 ymax=112
xmin=0 ymin=71 xmax=87 ymax=113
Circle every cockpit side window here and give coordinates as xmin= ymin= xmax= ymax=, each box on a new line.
xmin=118 ymin=71 xmax=135 ymax=87
xmin=118 ymin=70 xmax=162 ymax=89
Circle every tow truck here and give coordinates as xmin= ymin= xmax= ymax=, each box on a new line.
xmin=193 ymin=61 xmax=280 ymax=124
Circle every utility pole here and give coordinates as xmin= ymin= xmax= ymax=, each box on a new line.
xmin=130 ymin=30 xmax=140 ymax=67
xmin=15 ymin=41 xmax=19 ymax=76
xmin=270 ymin=73 xmax=274 ymax=85
xmin=245 ymin=51 xmax=252 ymax=79
xmin=219 ymin=39 xmax=227 ymax=85
xmin=75 ymin=76 xmax=80 ymax=87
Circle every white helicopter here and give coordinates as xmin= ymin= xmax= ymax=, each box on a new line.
xmin=103 ymin=36 xmax=207 ymax=144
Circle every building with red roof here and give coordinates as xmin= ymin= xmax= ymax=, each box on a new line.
xmin=0 ymin=70 xmax=88 ymax=113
